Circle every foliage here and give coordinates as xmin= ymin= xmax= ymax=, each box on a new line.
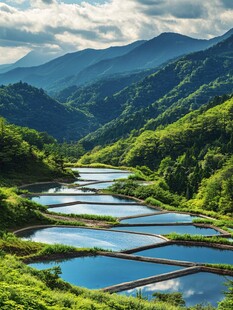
xmin=81 ymin=94 xmax=233 ymax=216
xmin=0 ymin=117 xmax=74 ymax=185
xmin=0 ymin=232 xmax=43 ymax=257
xmin=218 ymin=279 xmax=233 ymax=310
xmin=204 ymin=264 xmax=233 ymax=271
xmin=0 ymin=255 xmax=184 ymax=310
xmin=0 ymin=187 xmax=48 ymax=229
xmin=48 ymin=212 xmax=119 ymax=224
xmin=81 ymin=35 xmax=233 ymax=150
xmin=109 ymin=180 xmax=183 ymax=207
xmin=153 ymin=292 xmax=186 ymax=307
xmin=44 ymin=141 xmax=85 ymax=162
xmin=0 ymin=82 xmax=97 ymax=141
xmin=166 ymin=233 xmax=233 ymax=246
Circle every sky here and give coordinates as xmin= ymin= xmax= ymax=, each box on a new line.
xmin=0 ymin=0 xmax=232 ymax=64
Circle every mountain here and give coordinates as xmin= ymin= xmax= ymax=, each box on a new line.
xmin=50 ymin=29 xmax=233 ymax=88
xmin=0 ymin=82 xmax=99 ymax=141
xmin=71 ymin=33 xmax=212 ymax=86
xmin=80 ymin=34 xmax=233 ymax=150
xmin=0 ymin=41 xmax=145 ymax=91
xmin=57 ymin=68 xmax=158 ymax=127
xmin=55 ymin=69 xmax=155 ymax=103
xmin=209 ymin=27 xmax=233 ymax=45
xmin=1 ymin=34 xmax=233 ymax=146
xmin=0 ymin=50 xmax=62 ymax=74
xmin=79 ymin=93 xmax=233 ymax=215
xmin=0 ymin=29 xmax=232 ymax=92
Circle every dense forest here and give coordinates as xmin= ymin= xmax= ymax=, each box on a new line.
xmin=80 ymin=34 xmax=233 ymax=150
xmin=80 ymin=94 xmax=233 ymax=216
xmin=1 ymin=35 xmax=233 ymax=149
xmin=0 ymin=117 xmax=78 ymax=185
xmin=0 ymin=82 xmax=99 ymax=141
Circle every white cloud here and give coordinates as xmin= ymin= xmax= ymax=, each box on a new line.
xmin=0 ymin=0 xmax=232 ymax=64
xmin=0 ymin=45 xmax=31 ymax=63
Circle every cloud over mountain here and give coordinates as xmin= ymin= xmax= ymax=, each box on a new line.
xmin=0 ymin=0 xmax=232 ymax=64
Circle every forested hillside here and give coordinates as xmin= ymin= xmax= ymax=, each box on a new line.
xmin=81 ymin=34 xmax=233 ymax=150
xmin=1 ymin=35 xmax=233 ymax=147
xmin=79 ymin=94 xmax=233 ymax=215
xmin=0 ymin=82 xmax=99 ymax=141
xmin=0 ymin=118 xmax=73 ymax=185
xmin=59 ymin=69 xmax=157 ymax=124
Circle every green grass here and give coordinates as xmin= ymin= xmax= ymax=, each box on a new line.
xmin=166 ymin=233 xmax=233 ymax=245
xmin=204 ymin=263 xmax=233 ymax=271
xmin=66 ymin=162 xmax=133 ymax=171
xmin=47 ymin=211 xmax=119 ymax=224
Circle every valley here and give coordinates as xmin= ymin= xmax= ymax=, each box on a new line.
xmin=0 ymin=22 xmax=233 ymax=309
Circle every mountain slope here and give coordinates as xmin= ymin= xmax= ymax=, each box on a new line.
xmin=1 ymin=29 xmax=232 ymax=92
xmin=79 ymin=94 xmax=233 ymax=214
xmin=0 ymin=82 xmax=98 ymax=141
xmin=71 ymin=33 xmax=212 ymax=86
xmin=67 ymin=29 xmax=233 ymax=87
xmin=0 ymin=50 xmax=62 ymax=74
xmin=0 ymin=117 xmax=72 ymax=184
xmin=0 ymin=41 xmax=144 ymax=91
xmin=59 ymin=68 xmax=159 ymax=126
xmin=80 ymin=34 xmax=233 ymax=149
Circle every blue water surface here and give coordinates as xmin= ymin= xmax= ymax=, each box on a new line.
xmin=120 ymin=272 xmax=233 ymax=307
xmin=111 ymin=225 xmax=220 ymax=236
xmin=29 ymin=256 xmax=182 ymax=289
xmin=121 ymin=213 xmax=199 ymax=224
xmin=48 ymin=203 xmax=156 ymax=217
xmin=134 ymin=244 xmax=233 ymax=264
xmin=31 ymin=194 xmax=136 ymax=205
xmin=19 ymin=227 xmax=164 ymax=251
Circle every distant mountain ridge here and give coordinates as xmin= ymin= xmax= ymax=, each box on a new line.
xmin=80 ymin=33 xmax=233 ymax=149
xmin=0 ymin=29 xmax=232 ymax=92
xmin=72 ymin=32 xmax=213 ymax=86
xmin=0 ymin=50 xmax=63 ymax=74
xmin=0 ymin=41 xmax=145 ymax=91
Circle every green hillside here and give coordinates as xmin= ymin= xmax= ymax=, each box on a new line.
xmin=79 ymin=95 xmax=233 ymax=215
xmin=0 ymin=118 xmax=72 ymax=185
xmin=0 ymin=82 xmax=98 ymax=141
xmin=81 ymin=35 xmax=233 ymax=150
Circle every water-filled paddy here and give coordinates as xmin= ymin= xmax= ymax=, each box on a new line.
xmin=120 ymin=272 xmax=233 ymax=307
xmin=78 ymin=172 xmax=131 ymax=181
xmin=72 ymin=168 xmax=129 ymax=173
xmin=121 ymin=213 xmax=199 ymax=224
xmin=48 ymin=204 xmax=156 ymax=217
xmin=112 ymin=225 xmax=220 ymax=236
xmin=74 ymin=180 xmax=98 ymax=186
xmin=81 ymin=182 xmax=114 ymax=189
xmin=22 ymin=166 xmax=233 ymax=307
xmin=31 ymin=194 xmax=136 ymax=205
xmin=134 ymin=244 xmax=233 ymax=264
xmin=18 ymin=227 xmax=164 ymax=251
xmin=29 ymin=256 xmax=182 ymax=289
xmin=22 ymin=183 xmax=92 ymax=194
